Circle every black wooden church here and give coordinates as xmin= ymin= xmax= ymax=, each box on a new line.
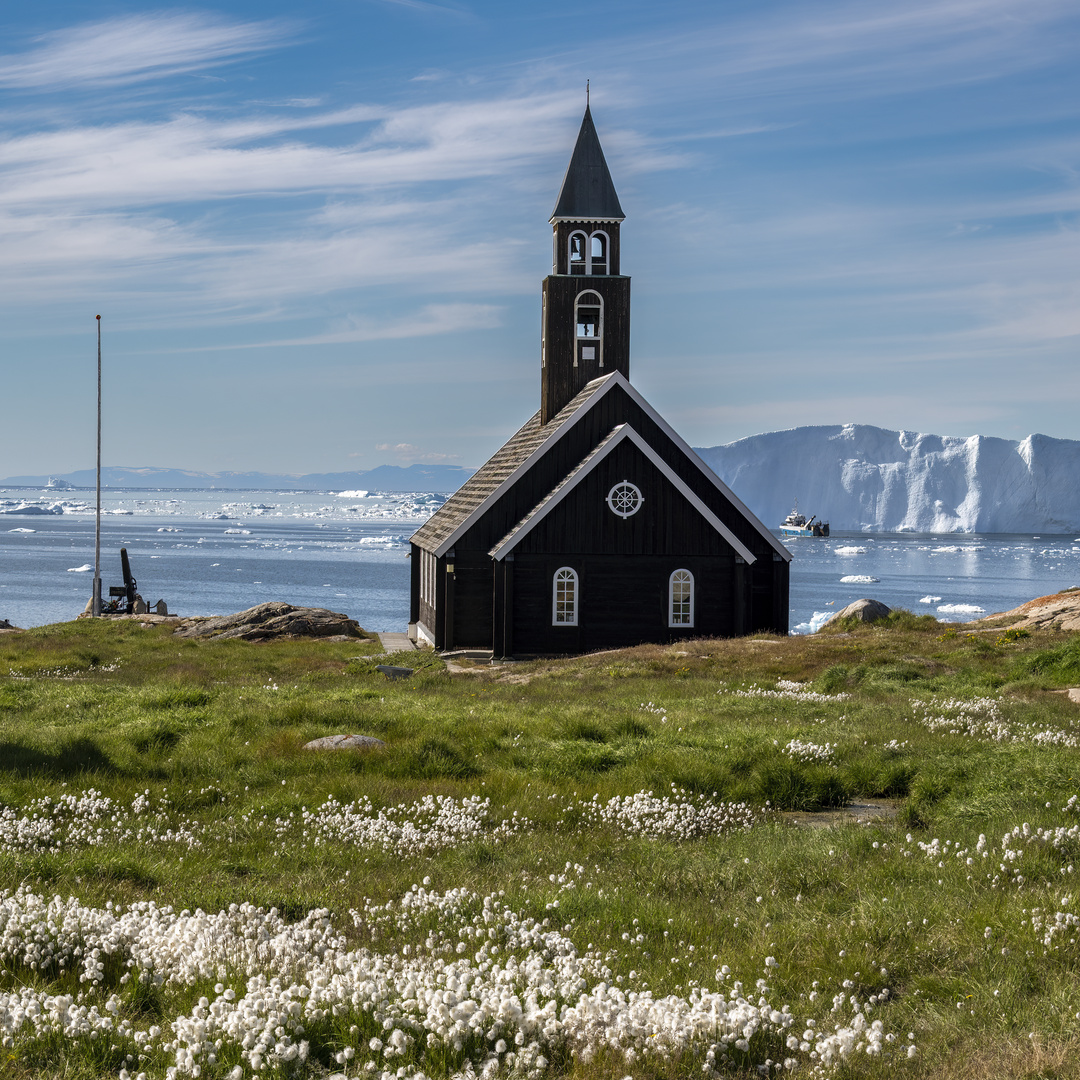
xmin=409 ymin=106 xmax=790 ymax=655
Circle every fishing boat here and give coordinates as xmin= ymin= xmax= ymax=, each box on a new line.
xmin=780 ymin=504 xmax=830 ymax=538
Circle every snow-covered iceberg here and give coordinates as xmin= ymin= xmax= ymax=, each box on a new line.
xmin=695 ymin=424 xmax=1080 ymax=533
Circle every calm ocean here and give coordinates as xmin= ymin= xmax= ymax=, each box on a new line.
xmin=2 ymin=487 xmax=1078 ymax=635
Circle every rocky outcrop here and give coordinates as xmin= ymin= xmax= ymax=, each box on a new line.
xmin=173 ymin=602 xmax=363 ymax=641
xmin=977 ymin=589 xmax=1080 ymax=632
xmin=823 ymin=598 xmax=892 ymax=628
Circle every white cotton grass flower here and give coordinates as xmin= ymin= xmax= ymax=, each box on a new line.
xmin=578 ymin=786 xmax=756 ymax=839
xmin=781 ymin=738 xmax=837 ymax=764
xmin=0 ymin=788 xmax=202 ymax=854
xmin=0 ymin=879 xmax=916 ymax=1078
xmin=722 ymin=680 xmax=850 ymax=703
xmin=912 ymin=696 xmax=1080 ymax=749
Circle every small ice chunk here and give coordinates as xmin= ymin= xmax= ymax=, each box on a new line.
xmin=937 ymin=603 xmax=985 ymax=615
xmin=66 ymin=564 xmax=92 ymax=572
xmin=834 ymin=546 xmax=867 ymax=555
xmin=840 ymin=575 xmax=879 ymax=583
xmin=919 ymin=595 xmax=943 ymax=604
xmin=792 ymin=611 xmax=835 ymax=635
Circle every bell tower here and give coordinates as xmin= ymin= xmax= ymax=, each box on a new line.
xmin=541 ymin=104 xmax=631 ymax=424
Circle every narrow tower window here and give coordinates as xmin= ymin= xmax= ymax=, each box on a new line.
xmin=574 ymin=290 xmax=603 ymax=366
xmin=669 ymin=569 xmax=694 ymax=627
xmin=589 ymin=231 xmax=608 ymax=275
xmin=553 ymin=567 xmax=578 ymax=625
xmin=568 ymin=232 xmax=587 ymax=274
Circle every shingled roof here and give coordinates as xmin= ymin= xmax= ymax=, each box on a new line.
xmin=410 ymin=374 xmax=614 ymax=555
xmin=550 ymin=105 xmax=625 ymax=223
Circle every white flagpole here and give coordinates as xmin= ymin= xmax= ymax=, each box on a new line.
xmin=92 ymin=315 xmax=102 ymax=617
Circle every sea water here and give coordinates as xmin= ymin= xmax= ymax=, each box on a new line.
xmin=786 ymin=533 xmax=1080 ymax=633
xmin=0 ymin=487 xmax=438 ymax=632
xmin=2 ymin=486 xmax=1079 ymax=634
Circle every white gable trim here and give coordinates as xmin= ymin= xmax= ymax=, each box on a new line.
xmin=490 ymin=424 xmax=758 ymax=563
xmin=431 ymin=369 xmax=789 ymax=563
xmin=430 ymin=377 xmax=619 ymax=557
xmin=603 ymin=372 xmax=791 ymax=563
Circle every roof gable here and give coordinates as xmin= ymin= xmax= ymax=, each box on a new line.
xmin=409 ymin=376 xmax=611 ymax=556
xmin=411 ymin=370 xmax=790 ymax=563
xmin=489 ymin=424 xmax=758 ymax=562
xmin=550 ymin=105 xmax=625 ymax=223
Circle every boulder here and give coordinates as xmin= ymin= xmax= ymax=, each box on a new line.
xmin=823 ymin=598 xmax=892 ymax=628
xmin=303 ymin=734 xmax=385 ymax=751
xmin=976 ymin=587 xmax=1080 ymax=631
xmin=173 ymin=602 xmax=363 ymax=641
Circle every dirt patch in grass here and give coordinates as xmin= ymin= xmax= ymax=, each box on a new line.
xmin=781 ymin=798 xmax=901 ymax=828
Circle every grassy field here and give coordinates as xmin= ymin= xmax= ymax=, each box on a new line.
xmin=3 ymin=613 xmax=1080 ymax=1079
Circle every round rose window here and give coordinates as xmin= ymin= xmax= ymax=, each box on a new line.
xmin=606 ymin=480 xmax=643 ymax=519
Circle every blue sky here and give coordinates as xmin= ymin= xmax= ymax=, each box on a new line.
xmin=2 ymin=0 xmax=1079 ymax=476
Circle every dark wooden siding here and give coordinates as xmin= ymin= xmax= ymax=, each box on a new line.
xmin=510 ymin=553 xmax=739 ymax=654
xmin=512 ymin=439 xmax=732 ymax=557
xmin=541 ymin=276 xmax=630 ymax=423
xmin=459 ymin=383 xmax=779 ymax=564
xmin=449 ymin=550 xmax=495 ymax=649
xmin=551 ymin=221 xmax=622 ymax=276
xmin=422 ymin=378 xmax=790 ymax=649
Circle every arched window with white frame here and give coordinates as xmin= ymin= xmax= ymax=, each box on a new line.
xmin=669 ymin=569 xmax=694 ymax=628
xmin=568 ymin=232 xmax=588 ymax=275
xmin=574 ymin=290 xmax=603 ymax=367
xmin=553 ymin=567 xmax=579 ymax=625
xmin=588 ymin=230 xmax=609 ymax=275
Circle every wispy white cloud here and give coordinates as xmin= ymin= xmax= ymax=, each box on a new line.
xmin=0 ymin=94 xmax=591 ymax=211
xmin=218 ymin=303 xmax=503 ymax=347
xmin=370 ymin=0 xmax=473 ymax=18
xmin=0 ymin=12 xmax=297 ymax=89
xmin=373 ymin=442 xmax=461 ymax=463
xmin=609 ymin=0 xmax=1077 ymax=107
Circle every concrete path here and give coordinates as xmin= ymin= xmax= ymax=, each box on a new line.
xmin=378 ymin=632 xmax=417 ymax=653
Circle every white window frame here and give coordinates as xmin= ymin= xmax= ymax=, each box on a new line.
xmin=541 ymin=292 xmax=547 ymax=368
xmin=420 ymin=549 xmax=437 ymax=610
xmin=568 ymin=231 xmax=588 ymax=275
xmin=606 ymin=480 xmax=643 ymax=519
xmin=552 ymin=566 xmax=579 ymax=626
xmin=588 ymin=230 xmax=609 ymax=275
xmin=574 ymin=290 xmax=603 ymax=368
xmin=669 ymin=568 xmax=694 ymax=628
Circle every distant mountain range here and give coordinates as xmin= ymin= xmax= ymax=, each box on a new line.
xmin=8 ymin=423 xmax=1080 ymax=533
xmin=0 ymin=463 xmax=477 ymax=492
xmin=697 ymin=424 xmax=1080 ymax=533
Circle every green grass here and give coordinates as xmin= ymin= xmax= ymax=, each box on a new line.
xmin=3 ymin=617 xmax=1080 ymax=1077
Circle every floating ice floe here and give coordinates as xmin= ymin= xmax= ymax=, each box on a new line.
xmin=224 ymin=528 xmax=252 ymax=535
xmin=1 ymin=503 xmax=64 ymax=515
xmin=791 ymin=611 xmax=835 ymax=635
xmin=66 ymin=564 xmax=92 ymax=573
xmin=834 ymin=546 xmax=867 ymax=555
xmin=919 ymin=595 xmax=943 ymax=603
xmin=840 ymin=575 xmax=879 ymax=583
xmin=336 ymin=490 xmax=369 ymax=498
xmin=157 ymin=526 xmax=182 ymax=532
xmin=8 ymin=528 xmax=35 ymax=533
xmin=937 ymin=603 xmax=985 ymax=615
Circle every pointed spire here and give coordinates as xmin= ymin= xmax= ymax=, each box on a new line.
xmin=550 ymin=104 xmax=625 ymax=223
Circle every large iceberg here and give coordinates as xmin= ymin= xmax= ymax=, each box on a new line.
xmin=695 ymin=424 xmax=1080 ymax=534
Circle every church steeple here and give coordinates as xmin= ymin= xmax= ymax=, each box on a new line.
xmin=550 ymin=105 xmax=625 ymax=224
xmin=541 ymin=105 xmax=631 ymax=424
